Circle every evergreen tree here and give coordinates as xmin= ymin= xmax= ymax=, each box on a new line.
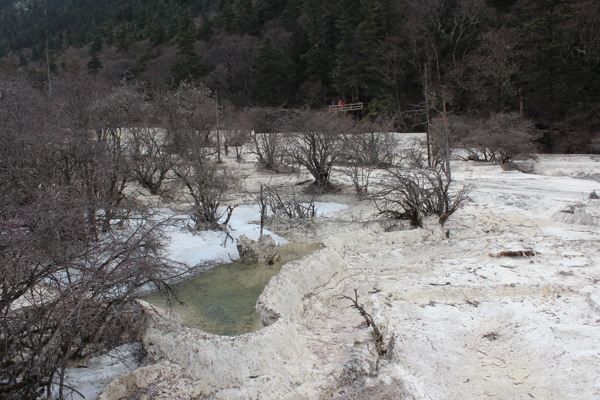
xmin=355 ymin=0 xmax=388 ymax=98
xmin=251 ymin=36 xmax=294 ymax=106
xmin=330 ymin=0 xmax=396 ymax=102
xmin=299 ymin=0 xmax=339 ymax=87
xmin=87 ymin=35 xmax=104 ymax=74
xmin=198 ymin=13 xmax=214 ymax=40
xmin=486 ymin=0 xmax=518 ymax=12
xmin=256 ymin=0 xmax=288 ymax=24
xmin=235 ymin=0 xmax=260 ymax=35
xmin=215 ymin=2 xmax=237 ymax=33
xmin=518 ymin=0 xmax=575 ymax=123
xmin=171 ymin=8 xmax=210 ymax=85
xmin=149 ymin=19 xmax=167 ymax=45
xmin=331 ymin=1 xmax=364 ymax=100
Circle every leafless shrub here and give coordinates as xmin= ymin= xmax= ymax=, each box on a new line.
xmin=0 ymin=74 xmax=203 ymax=399
xmin=285 ymin=110 xmax=354 ymax=193
xmin=0 ymin=207 xmax=186 ymax=399
xmin=341 ymin=118 xmax=397 ymax=168
xmin=173 ymin=149 xmax=234 ymax=231
xmin=127 ymin=127 xmax=175 ymax=195
xmin=223 ymin=129 xmax=252 ymax=161
xmin=373 ymin=166 xmax=469 ymax=227
xmin=342 ymin=161 xmax=377 ymax=196
xmin=0 ymin=182 xmax=181 ymax=399
xmin=257 ymin=184 xmax=316 ymax=220
xmin=454 ymin=113 xmax=536 ymax=163
xmin=252 ymin=132 xmax=290 ymax=171
xmin=340 ymin=131 xmax=398 ymax=195
xmin=404 ymin=144 xmax=430 ymax=168
xmin=243 ymin=107 xmax=289 ymax=171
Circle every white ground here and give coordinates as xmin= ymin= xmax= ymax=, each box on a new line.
xmin=159 ymin=202 xmax=346 ymax=268
xmin=54 ymin=343 xmax=142 ymax=400
xmin=313 ymin=159 xmax=600 ymax=400
xmin=96 ymin=146 xmax=600 ymax=400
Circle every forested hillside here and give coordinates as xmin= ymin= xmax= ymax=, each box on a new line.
xmin=1 ymin=0 xmax=599 ymax=152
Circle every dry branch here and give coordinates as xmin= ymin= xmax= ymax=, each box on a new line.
xmin=340 ymin=289 xmax=387 ymax=357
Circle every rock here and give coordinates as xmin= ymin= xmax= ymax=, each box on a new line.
xmin=258 ymin=235 xmax=281 ymax=265
xmin=236 ymin=234 xmax=280 ymax=265
xmin=552 ymin=205 xmax=599 ymax=226
xmin=236 ymin=235 xmax=259 ymax=263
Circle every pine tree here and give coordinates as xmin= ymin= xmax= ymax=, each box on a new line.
xmin=331 ymin=0 xmax=367 ymax=101
xmin=87 ymin=35 xmax=103 ymax=74
xmin=149 ymin=19 xmax=167 ymax=45
xmin=299 ymin=0 xmax=339 ymax=86
xmin=171 ymin=8 xmax=210 ymax=85
xmin=251 ymin=36 xmax=294 ymax=106
xmin=235 ymin=0 xmax=260 ymax=35
xmin=518 ymin=0 xmax=574 ymax=123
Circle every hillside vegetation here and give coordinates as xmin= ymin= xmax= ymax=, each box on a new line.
xmin=0 ymin=0 xmax=599 ymax=152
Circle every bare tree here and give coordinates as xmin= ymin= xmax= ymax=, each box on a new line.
xmin=158 ymin=82 xmax=216 ymax=151
xmin=404 ymin=0 xmax=488 ymax=171
xmin=257 ymin=184 xmax=317 ymax=221
xmin=158 ymin=83 xmax=236 ymax=230
xmin=204 ymin=34 xmax=260 ymax=105
xmin=173 ymin=146 xmax=234 ymax=231
xmin=372 ymin=38 xmax=409 ymax=113
xmin=286 ymin=110 xmax=354 ymax=192
xmin=84 ymin=84 xmax=148 ymax=231
xmin=127 ymin=126 xmax=176 ymax=195
xmin=340 ymin=118 xmax=397 ymax=195
xmin=0 ymin=75 xmax=189 ymax=399
xmin=425 ymin=107 xmax=457 ymax=180
xmin=461 ymin=27 xmax=522 ymax=113
xmin=244 ymin=107 xmax=290 ymax=171
xmin=220 ymin=103 xmax=253 ymax=162
xmin=373 ymin=164 xmax=469 ymax=227
xmin=454 ymin=112 xmax=536 ymax=163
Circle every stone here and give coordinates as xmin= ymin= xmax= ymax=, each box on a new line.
xmin=257 ymin=234 xmax=281 ymax=265
xmin=236 ymin=234 xmax=280 ymax=265
xmin=236 ymin=235 xmax=259 ymax=264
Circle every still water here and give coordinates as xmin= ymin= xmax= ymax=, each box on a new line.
xmin=143 ymin=241 xmax=320 ymax=336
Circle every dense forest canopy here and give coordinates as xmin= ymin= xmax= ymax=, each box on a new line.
xmin=0 ymin=0 xmax=599 ymax=152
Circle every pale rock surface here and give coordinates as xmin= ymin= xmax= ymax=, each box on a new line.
xmin=101 ymin=153 xmax=600 ymax=399
xmin=552 ymin=204 xmax=599 ymax=226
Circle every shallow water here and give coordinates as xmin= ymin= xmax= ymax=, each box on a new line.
xmin=143 ymin=241 xmax=320 ymax=336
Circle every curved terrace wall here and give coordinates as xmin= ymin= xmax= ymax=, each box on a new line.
xmin=101 ymin=224 xmax=434 ymax=397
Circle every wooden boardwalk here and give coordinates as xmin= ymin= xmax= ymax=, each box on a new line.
xmin=328 ymin=102 xmax=363 ymax=111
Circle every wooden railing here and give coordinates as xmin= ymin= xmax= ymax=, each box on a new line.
xmin=328 ymin=102 xmax=364 ymax=111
